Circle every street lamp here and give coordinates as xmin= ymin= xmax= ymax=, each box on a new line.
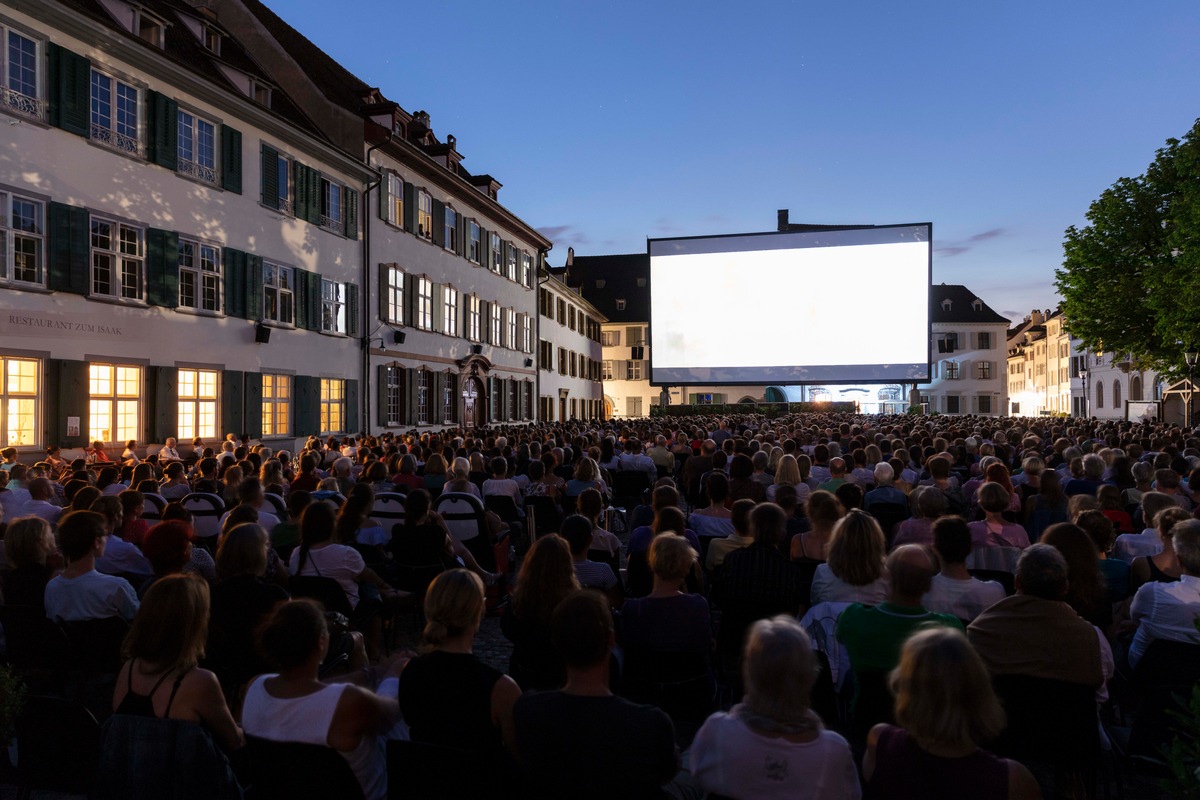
xmin=1184 ymin=349 xmax=1199 ymax=430
xmin=1079 ymin=368 xmax=1088 ymax=419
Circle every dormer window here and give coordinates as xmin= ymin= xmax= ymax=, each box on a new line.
xmin=636 ymin=277 xmax=646 ymax=288
xmin=251 ymin=81 xmax=271 ymax=106
xmin=615 ymin=299 xmax=627 ymax=311
xmin=972 ymin=298 xmax=982 ymax=311
xmin=941 ymin=299 xmax=952 ymax=312
xmin=595 ymin=279 xmax=606 ymax=289
xmin=203 ymin=27 xmax=222 ymax=54
xmin=136 ymin=11 xmax=166 ymax=48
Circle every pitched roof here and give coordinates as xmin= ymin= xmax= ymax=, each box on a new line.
xmin=931 ymin=284 xmax=1010 ymax=324
xmin=555 ymin=254 xmax=650 ymax=323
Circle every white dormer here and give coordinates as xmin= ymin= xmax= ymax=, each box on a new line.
xmin=972 ymin=298 xmax=982 ymax=311
xmin=941 ymin=298 xmax=952 ymax=312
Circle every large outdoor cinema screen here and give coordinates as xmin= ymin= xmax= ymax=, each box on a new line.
xmin=648 ymin=224 xmax=932 ymax=386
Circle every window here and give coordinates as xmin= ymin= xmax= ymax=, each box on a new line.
xmin=383 ymin=366 xmax=404 ymax=426
xmin=264 ymin=150 xmax=291 ymax=214
xmin=0 ymin=192 xmax=44 ymax=285
xmin=506 ymin=244 xmax=517 ymax=281
xmin=490 ymin=233 xmax=502 ymax=274
xmin=466 ymin=295 xmax=481 ymax=341
xmin=90 ymin=69 xmax=140 ymax=155
xmin=627 ymin=397 xmax=642 ymax=417
xmin=383 ymin=265 xmax=403 ymax=324
xmin=321 ymin=279 xmax=346 ymax=334
xmin=556 ymin=298 xmax=566 ymax=324
xmin=0 ymin=356 xmax=38 ymax=446
xmin=569 ymin=352 xmax=578 ymax=378
xmin=521 ymin=314 xmax=532 ymax=353
xmin=177 ymin=368 xmax=217 ymax=440
xmin=320 ymin=178 xmax=343 ymax=233
xmin=442 ymin=285 xmax=458 ymax=336
xmin=417 ymin=190 xmax=433 ymax=239
xmin=524 ymin=383 xmax=533 ymax=420
xmin=416 ymin=370 xmax=428 ymax=424
xmin=615 ymin=299 xmax=626 ymax=311
xmin=1113 ymin=379 xmax=1122 ymax=409
xmin=443 ymin=206 xmax=457 ymax=252
xmin=177 ymin=109 xmax=217 ymax=184
xmin=977 ymin=361 xmax=992 ymax=379
xmin=978 ymin=331 xmax=991 ymax=350
xmin=539 ymin=340 xmax=553 ymax=371
xmin=262 ymin=263 xmax=294 ymax=324
xmin=262 ymin=373 xmax=291 ymax=437
xmin=944 ymin=361 xmax=960 ymax=380
xmin=3 ymin=28 xmax=42 ymax=120
xmin=89 ymin=363 xmax=140 ymax=444
xmin=627 ymin=360 xmax=643 ymax=380
xmin=602 ymin=360 xmax=614 ymax=380
xmin=945 ymin=395 xmax=960 ymax=414
xmin=568 ymin=306 xmax=576 ymax=331
xmin=978 ymin=395 xmax=992 ymax=414
xmin=416 ymin=277 xmax=433 ymax=330
xmin=177 ymin=239 xmax=221 ymax=312
xmin=601 ymin=330 xmax=619 ymax=347
xmin=490 ymin=304 xmax=502 ymax=344
xmin=521 ymin=251 xmax=532 ymax=287
xmin=558 ymin=347 xmax=567 ymax=376
xmin=386 ymin=174 xmax=403 ymax=226
xmin=90 ymin=218 xmax=143 ymax=301
xmin=136 ymin=11 xmax=165 ymax=47
xmin=507 ymin=308 xmax=517 ymax=349
xmin=442 ymin=373 xmax=455 ymax=424
xmin=319 ymin=378 xmax=345 ymax=433
xmin=468 ymin=220 xmax=481 ymax=263
xmin=626 ymin=325 xmax=644 ymax=345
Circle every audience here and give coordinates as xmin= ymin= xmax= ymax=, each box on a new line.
xmin=44 ymin=510 xmax=140 ymax=622
xmin=923 ymin=515 xmax=1007 ymax=622
xmin=502 ymin=534 xmax=580 ymax=690
xmin=811 ymin=510 xmax=889 ymax=605
xmin=1128 ymin=518 xmax=1200 ymax=669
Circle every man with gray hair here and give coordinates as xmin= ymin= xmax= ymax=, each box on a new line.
xmin=1128 ymin=519 xmax=1200 ymax=668
xmin=864 ymin=462 xmax=907 ymax=510
xmin=968 ymin=544 xmax=1105 ymax=688
xmin=1065 ymin=453 xmax=1107 ymax=497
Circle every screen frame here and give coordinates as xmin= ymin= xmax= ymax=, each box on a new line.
xmin=646 ymin=222 xmax=933 ymax=388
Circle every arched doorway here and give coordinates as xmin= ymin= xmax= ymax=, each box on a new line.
xmin=603 ymin=395 xmax=614 ymax=420
xmin=462 ymin=377 xmax=484 ymax=428
xmin=1130 ymin=374 xmax=1142 ymax=402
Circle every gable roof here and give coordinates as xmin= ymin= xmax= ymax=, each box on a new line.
xmin=931 ymin=284 xmax=1010 ymax=324
xmin=554 ymin=254 xmax=650 ymax=323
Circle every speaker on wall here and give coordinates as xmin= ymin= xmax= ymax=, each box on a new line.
xmin=393 ymin=330 xmax=406 ymax=345
xmin=254 ymin=323 xmax=271 ymax=344
xmin=631 ymin=346 xmax=645 ymax=360
xmin=472 ymin=344 xmax=483 ymax=355
xmin=524 ymin=358 xmax=533 ymax=368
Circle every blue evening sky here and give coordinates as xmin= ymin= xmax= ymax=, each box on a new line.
xmin=276 ymin=0 xmax=1200 ymax=325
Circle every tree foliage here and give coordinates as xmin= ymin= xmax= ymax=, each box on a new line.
xmin=1056 ymin=118 xmax=1200 ymax=378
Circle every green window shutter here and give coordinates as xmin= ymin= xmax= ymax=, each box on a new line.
xmin=294 ymin=269 xmax=309 ymax=330
xmin=222 ymin=370 xmax=245 ymax=438
xmin=222 ymin=247 xmax=246 ymax=318
xmin=377 ymin=365 xmax=389 ymax=427
xmin=56 ymin=359 xmax=90 ymax=449
xmin=221 ymin=126 xmax=243 ymax=193
xmin=145 ymin=227 xmax=179 ymax=308
xmin=378 ymin=173 xmax=389 ymax=221
xmin=344 ymin=187 xmax=358 ymax=239
xmin=402 ymin=182 xmax=417 ymax=234
xmin=245 ymin=254 xmax=263 ymax=321
xmin=146 ymin=91 xmax=178 ymax=170
xmin=431 ymin=199 xmax=445 ymax=247
xmin=308 ymin=271 xmax=323 ymax=332
xmin=479 ymin=227 xmax=490 ymax=270
xmin=48 ymin=44 xmax=90 ymax=136
xmin=294 ymin=376 xmax=320 ymax=436
xmin=377 ymin=264 xmax=390 ymax=323
xmin=243 ymin=372 xmax=263 ymax=439
xmin=346 ymin=379 xmax=360 ymax=434
xmin=430 ymin=283 xmax=443 ymax=334
xmin=261 ymin=144 xmax=279 ymax=208
xmin=456 ymin=214 xmax=467 ymax=257
xmin=405 ymin=368 xmax=418 ymax=426
xmin=48 ymin=202 xmax=89 ymax=294
xmin=305 ymin=168 xmax=321 ymax=224
xmin=153 ymin=366 xmax=178 ymax=443
xmin=346 ymin=283 xmax=360 ymax=337
xmin=293 ymin=162 xmax=309 ymax=220
xmin=403 ymin=273 xmax=417 ymax=328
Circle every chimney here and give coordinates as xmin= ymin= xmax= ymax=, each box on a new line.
xmin=777 ymin=209 xmax=789 ymax=231
xmin=566 ymin=247 xmax=574 ymax=267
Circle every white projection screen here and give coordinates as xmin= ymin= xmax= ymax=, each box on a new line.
xmin=648 ymin=224 xmax=932 ymax=385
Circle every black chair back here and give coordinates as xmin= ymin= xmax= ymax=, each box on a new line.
xmin=620 ymin=648 xmax=715 ymax=728
xmin=14 ymin=695 xmax=101 ymax=795
xmin=524 ymin=495 xmax=561 ymax=539
xmin=0 ymin=604 xmax=74 ymax=672
xmin=485 ymin=494 xmax=521 ymax=524
xmin=849 ymin=669 xmax=895 ymax=751
xmin=990 ymin=674 xmax=1099 ymax=769
xmin=244 ymin=735 xmax=364 ymax=800
xmin=612 ymin=470 xmax=651 ymax=510
xmin=1130 ymin=639 xmax=1200 ymax=760
xmin=59 ymin=615 xmax=131 ymax=675
xmin=288 ymin=575 xmax=354 ymax=617
xmin=385 ymin=740 xmax=493 ymax=799
xmin=865 ymin=502 xmax=910 ymax=546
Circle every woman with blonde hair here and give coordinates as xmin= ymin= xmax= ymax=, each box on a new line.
xmin=111 ymin=574 xmax=243 ymax=750
xmin=810 ymin=509 xmax=888 ymax=605
xmin=691 ymin=615 xmax=859 ymax=798
xmin=864 ymin=627 xmax=1040 ymax=799
xmin=769 ymin=454 xmax=810 ymax=505
xmin=398 ymin=569 xmax=521 ymax=772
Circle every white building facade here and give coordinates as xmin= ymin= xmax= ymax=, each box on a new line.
xmin=537 ymin=274 xmax=605 ymax=422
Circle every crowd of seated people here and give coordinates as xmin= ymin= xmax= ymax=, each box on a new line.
xmin=3 ymin=411 xmax=1200 ymax=797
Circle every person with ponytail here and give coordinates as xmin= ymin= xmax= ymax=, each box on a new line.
xmin=397 ymin=569 xmax=521 ymax=775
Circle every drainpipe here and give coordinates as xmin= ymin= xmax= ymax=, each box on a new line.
xmin=536 ymin=250 xmax=551 ymax=423
xmin=361 ymin=132 xmax=393 ymax=435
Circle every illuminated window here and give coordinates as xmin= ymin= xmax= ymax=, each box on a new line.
xmin=321 ymin=279 xmax=346 ymax=334
xmin=520 ymin=251 xmax=532 ymax=287
xmin=442 ymin=373 xmax=455 ymax=424
xmin=262 ymin=373 xmax=291 ymax=437
xmin=383 ymin=265 xmax=404 ymax=324
xmin=417 ymin=190 xmax=433 ymax=239
xmin=490 ymin=304 xmax=502 ymax=345
xmin=442 ymin=285 xmax=458 ymax=336
xmin=507 ymin=308 xmax=517 ymax=349
xmin=416 ymin=276 xmax=433 ymax=330
xmin=386 ymin=173 xmax=403 ymax=227
xmin=0 ymin=356 xmax=38 ymax=446
xmin=320 ymin=378 xmax=345 ymax=434
xmin=490 ymin=233 xmax=501 ymax=274
xmin=383 ymin=366 xmax=404 ymax=426
xmin=466 ymin=294 xmax=481 ymax=342
xmin=89 ymin=363 xmax=141 ymax=444
xmin=506 ymin=244 xmax=517 ymax=281
xmin=177 ymin=368 xmax=217 ymax=440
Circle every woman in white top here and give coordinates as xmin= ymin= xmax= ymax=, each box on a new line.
xmin=810 ymin=510 xmax=889 ymax=606
xmin=691 ymin=615 xmax=860 ymax=799
xmin=241 ymin=599 xmax=400 ymax=800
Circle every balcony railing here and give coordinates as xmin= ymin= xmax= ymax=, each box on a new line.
xmin=319 ymin=214 xmax=343 ymax=233
xmin=91 ymin=123 xmax=142 ymax=156
xmin=178 ymin=157 xmax=218 ymax=185
xmin=2 ymin=87 xmax=44 ymax=120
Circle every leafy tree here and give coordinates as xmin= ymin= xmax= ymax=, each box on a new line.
xmin=1056 ymin=118 xmax=1200 ymax=378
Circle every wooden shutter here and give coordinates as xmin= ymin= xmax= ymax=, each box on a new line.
xmin=346 ymin=283 xmax=360 ymax=337
xmin=261 ymin=144 xmax=279 ymax=208
xmin=346 ymin=379 xmax=360 ymax=433
xmin=378 ymin=173 xmax=390 ymax=221
xmin=294 ymin=268 xmax=309 ymax=330
xmin=404 ymin=368 xmax=418 ymax=426
xmin=222 ymin=370 xmax=245 ymax=437
xmin=243 ymin=372 xmax=263 ymax=439
xmin=376 ymin=365 xmax=390 ymax=427
xmin=48 ymin=44 xmax=89 ymax=136
xmin=221 ymin=126 xmax=243 ymax=193
xmin=307 ymin=271 xmax=323 ymax=332
xmin=146 ymin=91 xmax=179 ymax=170
xmin=479 ymin=227 xmax=490 ymax=270
xmin=293 ymin=376 xmax=320 ymax=436
xmin=48 ymin=202 xmax=88 ymax=294
xmin=481 ymin=301 xmax=492 ymax=343
xmin=152 ymin=366 xmax=178 ymax=443
xmin=456 ymin=213 xmax=467 ymax=257
xmin=55 ymin=359 xmax=90 ymax=448
xmin=246 ymin=254 xmax=263 ymax=321
xmin=402 ymin=182 xmax=417 ymax=234
xmin=431 ymin=199 xmax=445 ymax=247
xmin=222 ymin=248 xmax=247 ymax=318
xmin=344 ymin=187 xmax=358 ymax=239
xmin=145 ymin=227 xmax=179 ymax=308
xmin=431 ymin=283 xmax=443 ymax=335
xmin=404 ymin=273 xmax=418 ymax=329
